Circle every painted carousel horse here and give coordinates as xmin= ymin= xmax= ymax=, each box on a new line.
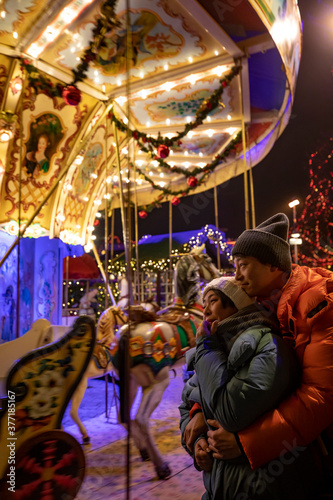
xmin=69 ymin=305 xmax=128 ymax=440
xmin=69 ymin=246 xmax=220 ymax=480
xmin=0 ymin=316 xmax=96 ymax=500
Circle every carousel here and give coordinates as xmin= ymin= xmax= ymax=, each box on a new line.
xmin=0 ymin=0 xmax=302 ymax=498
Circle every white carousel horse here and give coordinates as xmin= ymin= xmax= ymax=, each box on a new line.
xmin=69 ymin=305 xmax=127 ymax=439
xmin=117 ymin=275 xmax=131 ymax=310
xmin=70 ymin=246 xmax=220 ymax=480
xmin=117 ymin=275 xmax=160 ymax=313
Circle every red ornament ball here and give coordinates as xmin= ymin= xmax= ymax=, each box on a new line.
xmin=157 ymin=144 xmax=170 ymax=159
xmin=187 ymin=176 xmax=198 ymax=188
xmin=62 ymin=85 xmax=82 ymax=106
xmin=171 ymin=196 xmax=180 ymax=206
xmin=139 ymin=210 xmax=148 ymax=219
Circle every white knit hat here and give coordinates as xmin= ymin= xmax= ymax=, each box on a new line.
xmin=202 ymin=277 xmax=254 ymax=310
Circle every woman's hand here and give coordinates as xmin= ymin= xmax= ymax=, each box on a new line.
xmin=183 ymin=412 xmax=208 ymax=453
xmin=194 ymin=438 xmax=213 ymax=472
xmin=196 ymin=320 xmax=218 ymax=338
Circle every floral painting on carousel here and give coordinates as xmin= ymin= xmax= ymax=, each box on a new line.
xmin=172 ymin=133 xmax=230 ymax=156
xmin=75 ymin=143 xmax=103 ymax=196
xmin=96 ymin=10 xmax=183 ymax=74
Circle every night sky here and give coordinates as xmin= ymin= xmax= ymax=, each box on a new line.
xmin=111 ymin=0 xmax=333 ymax=243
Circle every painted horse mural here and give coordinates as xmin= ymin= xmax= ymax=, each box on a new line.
xmin=69 ymin=246 xmax=221 ymax=479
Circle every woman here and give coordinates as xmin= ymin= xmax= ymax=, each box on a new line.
xmin=25 ymin=133 xmax=50 ymax=176
xmin=179 ymin=277 xmax=303 ymax=500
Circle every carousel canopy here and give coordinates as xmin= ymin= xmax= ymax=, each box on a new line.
xmin=0 ymin=0 xmax=302 ymax=249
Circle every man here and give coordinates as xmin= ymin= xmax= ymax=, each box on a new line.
xmin=183 ymin=213 xmax=333 ymax=495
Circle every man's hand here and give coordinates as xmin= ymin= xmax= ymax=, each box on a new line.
xmin=183 ymin=411 xmax=207 ymax=453
xmin=194 ymin=438 xmax=213 ymax=472
xmin=206 ymin=419 xmax=242 ymax=459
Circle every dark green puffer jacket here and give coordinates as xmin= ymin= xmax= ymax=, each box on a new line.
xmin=179 ymin=304 xmax=305 ymax=500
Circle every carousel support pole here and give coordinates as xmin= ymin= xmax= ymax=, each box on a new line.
xmin=156 ymin=271 xmax=161 ymax=307
xmin=104 ymin=197 xmax=109 ymax=309
xmin=104 ymin=116 xmax=109 ymax=310
xmin=110 ymin=208 xmax=114 ymax=266
xmin=126 ymin=181 xmax=133 ymax=298
xmin=246 ymin=127 xmax=256 ymax=228
xmin=169 ymin=200 xmax=173 ymax=304
xmin=213 ymin=185 xmax=221 ymax=271
xmin=104 ymin=194 xmax=109 ymax=417
xmin=65 ymin=256 xmax=69 ymax=326
xmin=102 ymin=150 xmax=110 ymax=415
xmin=134 ymin=158 xmax=140 ymax=304
xmin=239 ymin=62 xmax=250 ymax=230
xmin=110 ymin=13 xmax=132 ymax=497
xmin=112 ymin=122 xmax=133 ymax=305
xmin=16 ymin=66 xmax=25 ymax=338
xmin=91 ymin=242 xmax=116 ymax=306
xmin=121 ymin=4 xmax=133 ymax=496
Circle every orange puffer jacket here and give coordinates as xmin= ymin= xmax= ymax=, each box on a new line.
xmin=239 ymin=264 xmax=333 ymax=469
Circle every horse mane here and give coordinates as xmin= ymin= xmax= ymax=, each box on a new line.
xmin=174 ymin=254 xmax=200 ymax=308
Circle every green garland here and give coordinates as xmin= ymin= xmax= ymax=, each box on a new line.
xmin=72 ymin=0 xmax=120 ymax=84
xmin=110 ymin=63 xmax=241 ymax=149
xmin=108 ymin=62 xmax=242 ymax=212
xmin=136 ymin=131 xmax=242 ymax=212
xmin=20 ymin=0 xmax=120 ymax=95
xmin=17 ymin=0 xmax=243 ymax=215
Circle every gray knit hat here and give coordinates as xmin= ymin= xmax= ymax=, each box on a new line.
xmin=202 ymin=277 xmax=254 ymax=310
xmin=231 ymin=213 xmax=292 ymax=272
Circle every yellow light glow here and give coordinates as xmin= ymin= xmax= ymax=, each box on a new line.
xmin=162 ymin=82 xmax=174 ymax=92
xmin=115 ymin=96 xmax=127 ymax=106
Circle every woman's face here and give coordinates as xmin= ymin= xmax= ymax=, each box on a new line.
xmin=38 ymin=136 xmax=48 ymax=152
xmin=203 ymin=290 xmax=236 ymax=323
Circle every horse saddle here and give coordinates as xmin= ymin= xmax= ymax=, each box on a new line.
xmin=126 ymin=305 xmax=158 ymax=324
xmin=93 ymin=343 xmax=112 ymax=370
xmin=157 ymin=310 xmax=189 ymax=325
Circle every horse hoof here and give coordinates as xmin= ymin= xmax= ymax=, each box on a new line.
xmin=156 ymin=462 xmax=171 ymax=480
xmin=139 ymin=448 xmax=150 ymax=461
xmin=83 ymin=436 xmax=90 ymax=445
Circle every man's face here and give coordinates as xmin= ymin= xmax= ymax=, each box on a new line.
xmin=233 ymin=256 xmax=281 ymax=299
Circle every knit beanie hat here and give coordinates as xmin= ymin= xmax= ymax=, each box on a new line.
xmin=202 ymin=277 xmax=254 ymax=310
xmin=231 ymin=213 xmax=292 ymax=272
